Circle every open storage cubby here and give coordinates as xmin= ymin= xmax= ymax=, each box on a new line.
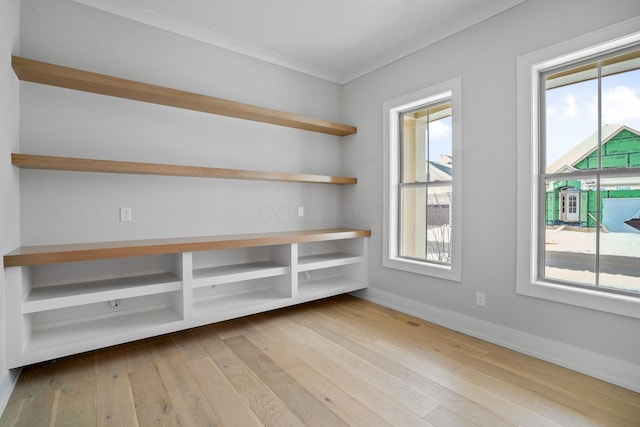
xmin=5 ymin=254 xmax=186 ymax=366
xmin=296 ymin=238 xmax=367 ymax=300
xmin=192 ymin=245 xmax=291 ymax=287
xmin=191 ymin=245 xmax=293 ymax=324
xmin=4 ymin=229 xmax=370 ymax=367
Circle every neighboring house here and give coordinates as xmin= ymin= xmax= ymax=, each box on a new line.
xmin=427 ymin=155 xmax=452 ymax=226
xmin=427 ymin=154 xmax=453 ymax=182
xmin=546 ymin=124 xmax=640 ymax=232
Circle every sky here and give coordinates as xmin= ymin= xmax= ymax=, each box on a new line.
xmin=426 ymin=116 xmax=452 ymax=163
xmin=545 ymin=68 xmax=640 ymax=167
xmin=423 ymin=65 xmax=640 ymax=167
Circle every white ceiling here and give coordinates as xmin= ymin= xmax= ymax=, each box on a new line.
xmin=72 ymin=0 xmax=527 ymax=84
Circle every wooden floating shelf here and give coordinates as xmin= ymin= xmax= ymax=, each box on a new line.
xmin=3 ymin=228 xmax=372 ymax=267
xmin=12 ymin=56 xmax=357 ymax=137
xmin=12 ymin=153 xmax=357 ymax=185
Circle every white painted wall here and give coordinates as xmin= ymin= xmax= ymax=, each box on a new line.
xmin=343 ymin=0 xmax=640 ymax=387
xmin=0 ymin=0 xmax=21 ymax=412
xmin=19 ymin=0 xmax=349 ymax=245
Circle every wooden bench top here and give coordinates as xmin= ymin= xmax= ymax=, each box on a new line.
xmin=4 ymin=228 xmax=371 ymax=267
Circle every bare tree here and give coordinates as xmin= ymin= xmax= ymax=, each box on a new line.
xmin=426 ymin=192 xmax=452 ymax=263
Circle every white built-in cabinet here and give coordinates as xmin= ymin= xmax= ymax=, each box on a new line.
xmin=4 ymin=56 xmax=369 ymax=368
xmin=5 ymin=230 xmax=368 ymax=368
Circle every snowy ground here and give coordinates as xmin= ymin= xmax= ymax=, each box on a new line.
xmin=545 ymin=229 xmax=640 ymax=291
xmin=545 ymin=229 xmax=640 ymax=256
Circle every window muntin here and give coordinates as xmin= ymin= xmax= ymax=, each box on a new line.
xmin=399 ymin=102 xmax=453 ymax=264
xmin=540 ymin=46 xmax=640 ymax=297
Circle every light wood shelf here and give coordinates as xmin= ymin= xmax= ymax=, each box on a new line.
xmin=12 ymin=153 xmax=357 ymax=185
xmin=4 ymin=228 xmax=372 ymax=267
xmin=12 ymin=56 xmax=357 ymax=136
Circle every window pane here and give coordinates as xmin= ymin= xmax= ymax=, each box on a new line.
xmin=599 ymin=175 xmax=640 ymax=293
xmin=426 ymin=186 xmax=452 ymax=263
xmin=401 ymin=186 xmax=426 ymax=259
xmin=541 ymin=45 xmax=640 ymax=296
xmin=544 ymin=178 xmax=597 ymax=285
xmin=401 ymin=103 xmax=452 ymax=184
xmin=601 ymin=53 xmax=640 ymax=172
xmin=401 ymin=113 xmax=426 ymax=183
xmin=400 ymin=185 xmax=452 ymax=264
xmin=544 ymin=64 xmax=599 ymax=174
xmin=427 ymin=114 xmax=452 ymax=184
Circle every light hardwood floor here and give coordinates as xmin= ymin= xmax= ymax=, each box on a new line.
xmin=1 ymin=295 xmax=639 ymax=426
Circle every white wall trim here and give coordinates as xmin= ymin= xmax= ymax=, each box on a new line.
xmin=0 ymin=369 xmax=20 ymax=419
xmin=356 ymin=287 xmax=640 ymax=393
xmin=71 ymin=0 xmax=526 ymax=85
xmin=71 ymin=0 xmax=342 ymax=83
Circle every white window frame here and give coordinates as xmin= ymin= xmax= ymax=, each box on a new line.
xmin=383 ymin=77 xmax=462 ymax=281
xmin=516 ymin=17 xmax=640 ymax=319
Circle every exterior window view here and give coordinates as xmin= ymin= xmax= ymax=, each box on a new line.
xmin=400 ymin=101 xmax=453 ymax=264
xmin=542 ymin=47 xmax=640 ymax=294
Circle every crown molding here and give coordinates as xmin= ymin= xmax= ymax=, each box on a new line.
xmin=71 ymin=0 xmax=343 ymax=83
xmin=72 ymin=0 xmax=527 ymax=85
xmin=340 ymin=0 xmax=528 ymax=83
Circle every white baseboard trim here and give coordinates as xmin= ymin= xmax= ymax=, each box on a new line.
xmin=355 ymin=288 xmax=640 ymax=393
xmin=0 ymin=368 xmax=20 ymax=419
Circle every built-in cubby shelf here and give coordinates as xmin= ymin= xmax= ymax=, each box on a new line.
xmin=298 ymin=252 xmax=364 ymax=271
xmin=26 ymin=305 xmax=184 ymax=354
xmin=297 ymin=276 xmax=365 ymax=300
xmin=12 ymin=56 xmax=357 ymax=136
xmin=22 ymin=272 xmax=182 ymax=313
xmin=5 ymin=228 xmax=369 ymax=367
xmin=193 ymin=261 xmax=289 ymax=287
xmin=11 ymin=153 xmax=357 ymax=185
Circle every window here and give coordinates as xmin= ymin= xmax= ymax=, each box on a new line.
xmin=383 ymin=78 xmax=462 ymax=281
xmin=517 ymin=18 xmax=640 ymax=318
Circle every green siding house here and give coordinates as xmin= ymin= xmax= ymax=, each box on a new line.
xmin=546 ymin=125 xmax=640 ymax=232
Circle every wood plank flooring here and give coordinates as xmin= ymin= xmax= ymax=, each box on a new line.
xmin=2 ymin=295 xmax=639 ymax=426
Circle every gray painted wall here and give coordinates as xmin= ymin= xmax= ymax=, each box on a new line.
xmin=19 ymin=0 xmax=349 ymax=246
xmin=342 ymin=0 xmax=640 ymax=366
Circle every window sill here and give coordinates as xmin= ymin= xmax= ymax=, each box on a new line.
xmin=383 ymin=256 xmax=461 ymax=282
xmin=517 ymin=278 xmax=640 ymax=319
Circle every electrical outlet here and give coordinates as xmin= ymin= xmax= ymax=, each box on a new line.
xmin=120 ymin=207 xmax=132 ymax=222
xmin=297 ymin=206 xmax=304 ymax=217
xmin=476 ymin=291 xmax=486 ymax=307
